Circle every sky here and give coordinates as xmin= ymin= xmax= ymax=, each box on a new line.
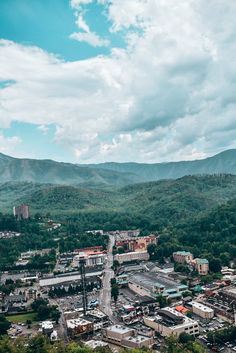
xmin=0 ymin=0 xmax=236 ymax=163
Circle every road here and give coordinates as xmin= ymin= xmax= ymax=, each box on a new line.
xmin=99 ymin=234 xmax=115 ymax=319
xmin=49 ymin=298 xmax=68 ymax=341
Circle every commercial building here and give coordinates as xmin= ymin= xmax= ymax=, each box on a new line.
xmin=114 ymin=251 xmax=149 ymax=264
xmin=39 ymin=271 xmax=102 ymax=288
xmin=13 ymin=204 xmax=29 ymax=219
xmin=116 ymin=235 xmax=157 ymax=253
xmin=194 ymin=258 xmax=209 ymax=275
xmin=102 ymin=325 xmax=153 ymax=348
xmin=190 ymin=301 xmax=214 ymax=319
xmin=128 ymin=272 xmax=188 ymax=300
xmin=173 ymin=251 xmax=193 ymax=264
xmin=144 ymin=307 xmax=199 ymax=338
xmin=72 ymin=247 xmax=106 ymax=268
xmin=67 ymin=318 xmax=94 ymax=337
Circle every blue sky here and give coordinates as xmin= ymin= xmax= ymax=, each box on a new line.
xmin=0 ymin=0 xmax=121 ymax=61
xmin=0 ymin=0 xmax=236 ymax=163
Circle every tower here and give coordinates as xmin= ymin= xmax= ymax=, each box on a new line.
xmin=79 ymin=258 xmax=87 ymax=316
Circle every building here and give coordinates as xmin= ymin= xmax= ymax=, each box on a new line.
xmin=67 ymin=318 xmax=94 ymax=337
xmin=84 ymin=340 xmax=108 ymax=349
xmin=42 ymin=321 xmax=54 ymax=336
xmin=13 ymin=204 xmax=29 ymax=219
xmin=103 ymin=325 xmax=153 ymax=348
xmin=190 ymin=301 xmax=214 ymax=319
xmin=173 ymin=251 xmax=193 ymax=264
xmin=86 ymin=230 xmax=104 ymax=235
xmin=87 ymin=309 xmax=109 ymax=329
xmin=114 ymin=251 xmax=149 ymax=264
xmin=72 ymin=247 xmax=106 ymax=268
xmin=128 ymin=272 xmax=188 ymax=300
xmin=109 ymin=230 xmax=141 ymax=238
xmin=119 ymin=302 xmax=158 ymax=325
xmin=144 ymin=307 xmax=199 ymax=338
xmin=25 ymin=288 xmax=37 ymax=301
xmin=39 ymin=272 xmax=101 ymax=288
xmin=194 ymin=258 xmax=209 ymax=275
xmin=116 ymin=235 xmax=157 ymax=253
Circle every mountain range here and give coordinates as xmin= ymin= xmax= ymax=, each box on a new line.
xmin=0 ymin=149 xmax=236 ymax=188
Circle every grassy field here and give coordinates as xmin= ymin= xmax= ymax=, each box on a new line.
xmin=6 ymin=312 xmax=37 ymax=323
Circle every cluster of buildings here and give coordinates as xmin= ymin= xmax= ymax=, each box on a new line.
xmin=58 ymin=246 xmax=107 ymax=270
xmin=66 ymin=309 xmax=109 ymax=337
xmin=0 ymin=231 xmax=21 ymax=239
xmin=114 ymin=234 xmax=157 ymax=264
xmin=0 ymin=288 xmax=38 ymax=314
xmin=173 ymin=251 xmax=209 ymax=275
xmin=15 ymin=249 xmax=52 ymax=266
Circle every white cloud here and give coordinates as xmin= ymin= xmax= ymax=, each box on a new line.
xmin=1 ymin=0 xmax=236 ymax=162
xmin=69 ymin=7 xmax=110 ymax=47
xmin=76 ymin=15 xmax=90 ymax=33
xmin=70 ymin=0 xmax=92 ymax=9
xmin=70 ymin=31 xmax=110 ymax=47
xmin=0 ymin=133 xmax=21 ymax=155
xmin=37 ymin=124 xmax=49 ymax=134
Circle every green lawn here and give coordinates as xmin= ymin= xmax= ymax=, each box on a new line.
xmin=6 ymin=312 xmax=37 ymax=324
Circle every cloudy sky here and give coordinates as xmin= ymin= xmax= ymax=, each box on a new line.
xmin=0 ymin=0 xmax=236 ymax=163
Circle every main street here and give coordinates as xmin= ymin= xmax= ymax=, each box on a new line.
xmin=99 ymin=234 xmax=115 ymax=319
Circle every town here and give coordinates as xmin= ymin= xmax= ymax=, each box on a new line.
xmin=1 ymin=204 xmax=236 ymax=352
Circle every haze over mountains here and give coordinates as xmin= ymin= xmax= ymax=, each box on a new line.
xmin=0 ymin=149 xmax=235 ymax=188
xmin=88 ymin=149 xmax=236 ymax=183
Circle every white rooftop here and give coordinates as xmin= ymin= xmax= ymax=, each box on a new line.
xmin=42 ymin=321 xmax=53 ymax=329
xmin=67 ymin=318 xmax=92 ymax=329
xmin=191 ymin=301 xmax=214 ymax=313
xmin=107 ymin=325 xmax=134 ymax=334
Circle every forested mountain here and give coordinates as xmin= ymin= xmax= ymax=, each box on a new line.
xmin=87 ymin=149 xmax=236 ymax=182
xmin=0 ymin=153 xmax=137 ymax=188
xmin=0 ymin=149 xmax=236 ymax=188
xmin=1 ymin=175 xmax=236 ymax=225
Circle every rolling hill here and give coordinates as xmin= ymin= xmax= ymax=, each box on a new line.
xmin=87 ymin=149 xmax=236 ymax=182
xmin=0 ymin=149 xmax=235 ymax=188
xmin=1 ymin=175 xmax=236 ymax=228
xmin=0 ymin=153 xmax=137 ymax=188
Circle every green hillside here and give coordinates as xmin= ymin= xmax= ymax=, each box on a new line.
xmin=1 ymin=175 xmax=236 ymax=229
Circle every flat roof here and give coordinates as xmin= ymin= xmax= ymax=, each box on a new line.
xmin=129 ymin=272 xmax=182 ymax=292
xmin=39 ymin=271 xmax=102 ymax=287
xmin=106 ymin=325 xmax=134 ymax=334
xmin=125 ymin=335 xmax=151 ymax=343
xmin=195 ymin=258 xmax=209 ymax=264
xmin=67 ymin=318 xmax=92 ymax=329
xmin=191 ymin=301 xmax=214 ymax=313
xmin=174 ymin=251 xmax=192 ymax=256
